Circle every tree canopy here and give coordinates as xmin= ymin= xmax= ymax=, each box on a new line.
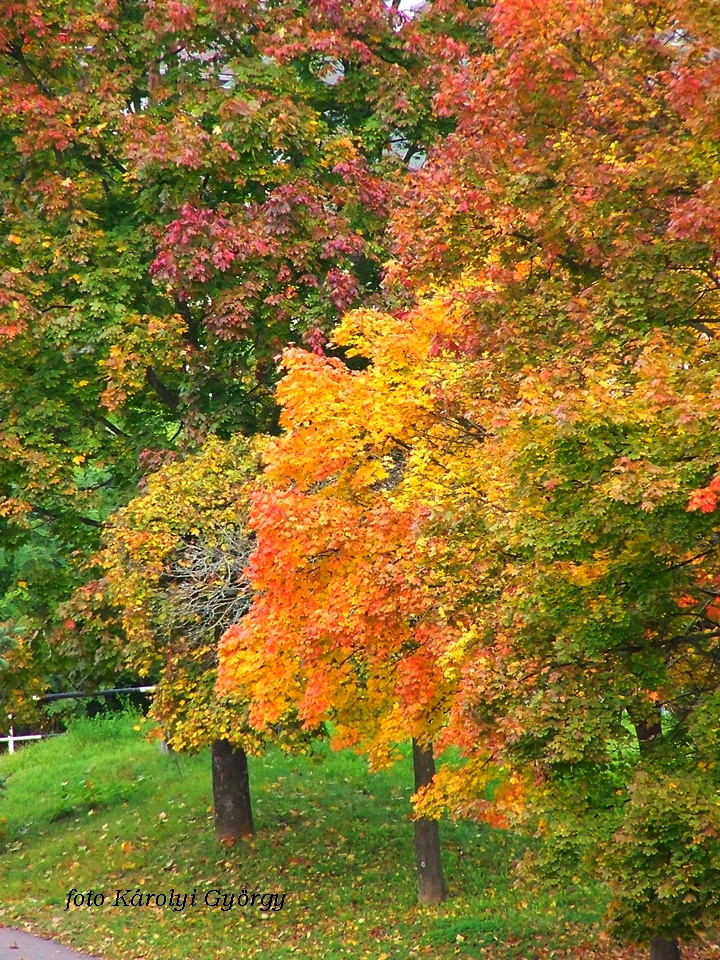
xmin=218 ymin=0 xmax=720 ymax=954
xmin=0 ymin=0 xmax=479 ymax=716
xmin=6 ymin=0 xmax=720 ymax=955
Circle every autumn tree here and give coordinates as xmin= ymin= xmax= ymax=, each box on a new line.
xmin=224 ymin=0 xmax=720 ymax=952
xmin=98 ymin=434 xmax=317 ymax=841
xmin=0 ymin=0 xmax=481 ymax=716
xmin=389 ymin=1 xmax=720 ymax=956
xmin=217 ymin=300 xmax=479 ymax=902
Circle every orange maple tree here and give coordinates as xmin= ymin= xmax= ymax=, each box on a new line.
xmin=219 ymin=300 xmax=463 ymax=753
xmin=217 ymin=298 xmax=479 ymax=900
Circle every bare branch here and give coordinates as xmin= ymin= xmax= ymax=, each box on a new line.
xmin=160 ymin=529 xmax=254 ymax=646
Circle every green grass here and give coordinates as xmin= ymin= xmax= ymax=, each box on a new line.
xmin=0 ymin=712 xmax=614 ymax=960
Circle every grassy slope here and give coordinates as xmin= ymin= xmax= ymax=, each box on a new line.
xmin=0 ymin=712 xmax=664 ymax=960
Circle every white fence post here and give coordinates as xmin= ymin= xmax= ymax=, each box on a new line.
xmin=1 ymin=687 xmax=157 ymax=753
xmin=0 ymin=727 xmax=44 ymax=753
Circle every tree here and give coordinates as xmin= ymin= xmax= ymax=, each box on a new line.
xmin=0 ymin=0 xmax=480 ymax=713
xmin=99 ymin=434 xmax=317 ymax=841
xmin=225 ymin=0 xmax=720 ymax=951
xmin=217 ymin=300 xmax=475 ymax=902
xmin=388 ymin=1 xmax=720 ymax=954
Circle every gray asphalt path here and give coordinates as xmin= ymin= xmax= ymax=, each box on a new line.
xmin=0 ymin=929 xmax=100 ymax=960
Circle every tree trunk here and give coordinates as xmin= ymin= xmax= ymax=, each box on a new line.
xmin=412 ymin=738 xmax=447 ymax=904
xmin=631 ymin=713 xmax=681 ymax=960
xmin=211 ymin=739 xmax=254 ymax=842
xmin=650 ymin=937 xmax=680 ymax=960
xmin=635 ymin=712 xmax=663 ymax=758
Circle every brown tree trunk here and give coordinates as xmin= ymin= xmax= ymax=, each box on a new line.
xmin=650 ymin=937 xmax=680 ymax=960
xmin=631 ymin=712 xmax=681 ymax=960
xmin=211 ymin=739 xmax=254 ymax=842
xmin=635 ymin=712 xmax=663 ymax=757
xmin=412 ymin=738 xmax=447 ymax=904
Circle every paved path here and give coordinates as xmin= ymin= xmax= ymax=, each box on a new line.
xmin=0 ymin=929 xmax=100 ymax=960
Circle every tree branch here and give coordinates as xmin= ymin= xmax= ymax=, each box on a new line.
xmin=4 ymin=43 xmax=54 ymax=96
xmin=31 ymin=504 xmax=104 ymax=529
xmin=145 ymin=367 xmax=180 ymax=412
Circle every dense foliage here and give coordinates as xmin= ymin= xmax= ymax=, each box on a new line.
xmin=100 ymin=436 xmax=256 ymax=751
xmin=218 ymin=0 xmax=720 ymax=954
xmin=6 ymin=0 xmax=720 ymax=954
xmin=0 ymin=0 xmax=479 ymax=718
